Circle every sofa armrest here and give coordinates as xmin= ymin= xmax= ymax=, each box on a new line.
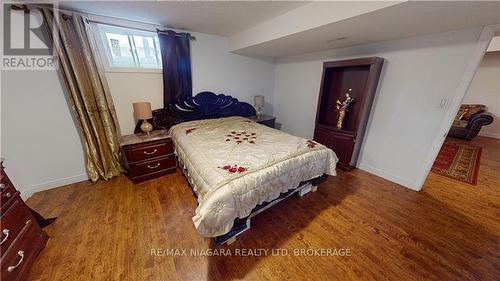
xmin=467 ymin=112 xmax=494 ymax=129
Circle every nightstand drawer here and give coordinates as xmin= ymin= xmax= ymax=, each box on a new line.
xmin=125 ymin=140 xmax=173 ymax=163
xmin=257 ymin=118 xmax=275 ymax=128
xmin=120 ymin=130 xmax=175 ymax=183
xmin=132 ymin=155 xmax=176 ymax=175
xmin=248 ymin=115 xmax=276 ymax=129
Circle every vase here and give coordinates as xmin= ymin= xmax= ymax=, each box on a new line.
xmin=336 ymin=109 xmax=346 ymax=129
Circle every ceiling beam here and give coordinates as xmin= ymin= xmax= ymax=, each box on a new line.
xmin=229 ymin=1 xmax=404 ymax=53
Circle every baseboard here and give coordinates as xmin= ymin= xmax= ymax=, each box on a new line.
xmin=478 ymin=131 xmax=500 ymax=139
xmin=21 ymin=173 xmax=89 ymax=200
xmin=358 ymin=162 xmax=419 ymax=191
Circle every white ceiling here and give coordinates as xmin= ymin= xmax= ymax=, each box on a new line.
xmin=233 ymin=1 xmax=500 ymax=57
xmin=58 ymin=0 xmax=308 ymax=36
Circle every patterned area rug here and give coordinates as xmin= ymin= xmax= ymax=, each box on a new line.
xmin=431 ymin=142 xmax=482 ymax=185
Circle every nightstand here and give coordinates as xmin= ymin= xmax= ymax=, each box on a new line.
xmin=248 ymin=114 xmax=276 ymax=128
xmin=120 ymin=130 xmax=176 ymax=183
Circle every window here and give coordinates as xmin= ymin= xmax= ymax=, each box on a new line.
xmin=96 ymin=24 xmax=162 ymax=71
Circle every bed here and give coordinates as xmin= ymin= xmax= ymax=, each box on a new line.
xmin=149 ymin=92 xmax=338 ymax=244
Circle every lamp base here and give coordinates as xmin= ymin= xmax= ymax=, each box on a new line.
xmin=256 ymin=108 xmax=262 ymax=119
xmin=140 ymin=119 xmax=153 ymax=135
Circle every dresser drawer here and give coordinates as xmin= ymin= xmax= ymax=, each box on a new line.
xmin=125 ymin=140 xmax=174 ymax=163
xmin=0 ymin=182 xmax=15 ymax=201
xmin=132 ymin=155 xmax=176 ymax=175
xmin=1 ymin=171 xmax=14 ymax=195
xmin=0 ymin=179 xmax=10 ymax=193
xmin=0 ymin=198 xmax=34 ymax=256
xmin=1 ymin=221 xmax=43 ymax=281
xmin=0 ymin=187 xmax=17 ymax=216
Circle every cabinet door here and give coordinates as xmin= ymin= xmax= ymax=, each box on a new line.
xmin=332 ymin=133 xmax=355 ymax=167
xmin=313 ymin=127 xmax=335 ymax=148
xmin=314 ymin=127 xmax=355 ymax=169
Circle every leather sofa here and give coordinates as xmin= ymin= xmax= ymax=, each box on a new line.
xmin=448 ymin=105 xmax=493 ymax=140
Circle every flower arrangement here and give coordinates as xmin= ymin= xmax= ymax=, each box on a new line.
xmin=335 ymin=90 xmax=355 ymax=129
xmin=335 ymin=93 xmax=355 ymax=111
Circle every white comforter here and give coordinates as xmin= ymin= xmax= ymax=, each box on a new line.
xmin=170 ymin=116 xmax=338 ymax=237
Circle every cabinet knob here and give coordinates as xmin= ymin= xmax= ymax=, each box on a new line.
xmin=7 ymin=250 xmax=25 ymax=272
xmin=0 ymin=229 xmax=10 ymax=245
xmin=146 ymin=163 xmax=161 ymax=169
xmin=143 ymin=149 xmax=158 ymax=155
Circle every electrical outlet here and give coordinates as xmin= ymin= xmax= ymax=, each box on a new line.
xmin=440 ymin=98 xmax=450 ymax=108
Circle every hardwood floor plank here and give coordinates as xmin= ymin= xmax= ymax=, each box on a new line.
xmin=26 ymin=136 xmax=499 ymax=281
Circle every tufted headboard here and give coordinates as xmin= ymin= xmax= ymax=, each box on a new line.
xmin=134 ymin=92 xmax=256 ymax=133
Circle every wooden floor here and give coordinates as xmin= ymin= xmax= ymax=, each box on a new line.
xmin=26 ymin=136 xmax=499 ymax=281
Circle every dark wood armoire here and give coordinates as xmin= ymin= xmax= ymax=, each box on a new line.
xmin=313 ymin=57 xmax=384 ymax=170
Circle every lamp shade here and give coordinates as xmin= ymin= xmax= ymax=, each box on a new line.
xmin=133 ymin=102 xmax=152 ymax=120
xmin=254 ymin=95 xmax=265 ymax=108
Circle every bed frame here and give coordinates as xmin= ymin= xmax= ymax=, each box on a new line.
xmin=146 ymin=92 xmax=329 ymax=244
xmin=134 ymin=91 xmax=256 ymax=133
xmin=214 ymin=175 xmax=327 ymax=245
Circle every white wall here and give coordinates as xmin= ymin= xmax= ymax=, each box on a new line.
xmin=110 ymin=32 xmax=275 ymax=135
xmin=273 ymin=28 xmax=484 ymax=190
xmin=462 ymin=51 xmax=500 ymax=139
xmin=1 ymin=70 xmax=88 ymax=198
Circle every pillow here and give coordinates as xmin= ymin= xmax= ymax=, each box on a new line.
xmin=455 ymin=107 xmax=468 ymax=121
xmin=461 ymin=104 xmax=486 ymax=120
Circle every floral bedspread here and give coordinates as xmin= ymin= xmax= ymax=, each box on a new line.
xmin=170 ymin=116 xmax=338 ymax=237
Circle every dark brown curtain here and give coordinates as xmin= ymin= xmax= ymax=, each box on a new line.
xmin=41 ymin=8 xmax=124 ymax=182
xmin=157 ymin=30 xmax=192 ymax=107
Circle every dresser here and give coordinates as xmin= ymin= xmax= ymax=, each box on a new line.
xmin=120 ymin=130 xmax=177 ymax=183
xmin=248 ymin=114 xmax=276 ymax=129
xmin=1 ymin=160 xmax=49 ymax=281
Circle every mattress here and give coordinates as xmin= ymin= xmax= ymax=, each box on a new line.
xmin=169 ymin=116 xmax=338 ymax=237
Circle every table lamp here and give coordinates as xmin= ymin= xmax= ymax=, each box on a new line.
xmin=133 ymin=102 xmax=153 ymax=135
xmin=254 ymin=95 xmax=265 ymax=119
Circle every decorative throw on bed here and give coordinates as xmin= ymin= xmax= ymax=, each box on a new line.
xmin=170 ymin=116 xmax=338 ymax=237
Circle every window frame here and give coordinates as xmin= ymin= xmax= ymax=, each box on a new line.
xmin=93 ymin=23 xmax=162 ymax=73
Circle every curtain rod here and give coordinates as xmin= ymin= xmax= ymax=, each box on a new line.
xmin=10 ymin=4 xmax=196 ymax=41
xmin=86 ymin=18 xmax=196 ymax=40
xmin=85 ymin=17 xmax=196 ymax=41
xmin=11 ymin=4 xmax=31 ymax=13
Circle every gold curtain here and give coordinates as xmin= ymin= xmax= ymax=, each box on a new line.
xmin=41 ymin=8 xmax=124 ymax=182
